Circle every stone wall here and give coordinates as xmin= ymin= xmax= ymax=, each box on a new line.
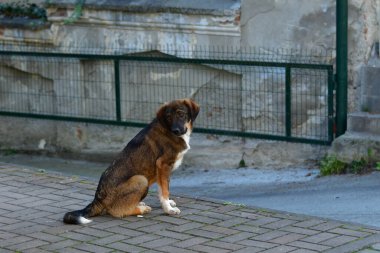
xmin=1 ymin=0 xmax=378 ymax=168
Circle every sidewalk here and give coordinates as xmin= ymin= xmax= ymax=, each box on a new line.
xmin=1 ymin=163 xmax=380 ymax=253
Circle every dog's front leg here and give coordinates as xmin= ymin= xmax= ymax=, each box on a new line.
xmin=156 ymin=159 xmax=180 ymax=215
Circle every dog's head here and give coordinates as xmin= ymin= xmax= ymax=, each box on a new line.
xmin=157 ymin=99 xmax=200 ymax=136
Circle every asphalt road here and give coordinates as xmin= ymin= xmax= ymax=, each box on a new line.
xmin=1 ymin=153 xmax=379 ymax=228
xmin=170 ymin=167 xmax=380 ymax=228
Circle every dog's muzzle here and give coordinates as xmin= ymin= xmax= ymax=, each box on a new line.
xmin=171 ymin=126 xmax=187 ymax=136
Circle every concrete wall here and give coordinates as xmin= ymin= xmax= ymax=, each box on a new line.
xmin=1 ymin=0 xmax=378 ymax=168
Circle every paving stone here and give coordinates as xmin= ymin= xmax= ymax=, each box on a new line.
xmin=321 ymin=235 xmax=358 ymax=247
xmin=167 ymin=221 xmax=205 ymax=232
xmin=252 ymin=230 xmax=289 ymax=241
xmin=153 ymin=214 xmax=190 ymax=225
xmin=214 ymin=217 xmax=251 ymax=228
xmin=181 ymin=202 xmax=216 ymax=211
xmin=201 ymin=225 xmax=239 ymax=235
xmin=7 ymin=196 xmax=41 ymax=205
xmin=289 ymin=241 xmax=331 ymax=251
xmin=73 ymin=242 xmax=114 ymax=253
xmin=152 ymin=229 xmax=193 ymax=240
xmin=234 ymin=224 xmax=270 ymax=234
xmin=233 ymin=247 xmax=264 ymax=253
xmin=23 ymin=248 xmax=53 ymax=253
xmin=1 ymin=221 xmax=36 ymax=232
xmin=311 ymin=222 xmax=342 ymax=231
xmin=90 ymin=219 xmax=127 ymax=229
xmin=271 ymin=233 xmax=306 ymax=244
xmin=0 ymin=191 xmax=25 ymax=200
xmin=183 ymin=214 xmax=220 ymax=224
xmin=215 ymin=204 xmax=244 ymax=213
xmin=29 ymin=232 xmax=66 ymax=243
xmin=189 ymin=244 xmax=231 ymax=253
xmin=41 ymin=239 xmax=80 ymax=251
xmin=142 ymin=237 xmax=178 ymax=249
xmin=260 ymin=245 xmax=298 ymax=253
xmin=204 ymin=240 xmax=245 ymax=251
xmin=91 ymin=234 xmax=127 ymax=245
xmin=0 ymin=231 xmax=18 ymax=240
xmin=107 ymin=242 xmax=147 ymax=252
xmin=56 ymin=247 xmax=89 ymax=253
xmin=237 ymin=239 xmax=278 ymax=249
xmin=271 ymin=213 xmax=307 ymax=222
xmin=11 ymin=224 xmax=50 ymax=234
xmin=229 ymin=210 xmax=260 ymax=219
xmin=184 ymin=228 xmax=225 ymax=239
xmin=0 ymin=203 xmax=24 ymax=211
xmin=156 ymin=245 xmax=198 ymax=253
xmin=329 ymin=227 xmax=371 ymax=238
xmin=7 ymin=239 xmax=49 ymax=251
xmin=2 ymin=208 xmax=40 ymax=219
xmin=23 ymin=199 xmax=55 ymax=208
xmin=123 ymin=219 xmax=160 ymax=230
xmin=123 ymin=234 xmax=162 ymax=245
xmin=105 ymin=226 xmax=145 ymax=236
xmin=262 ymin=219 xmax=298 ymax=229
xmin=176 ymin=237 xmax=210 ymax=248
xmin=73 ymin=227 xmax=114 ymax=238
xmin=136 ymin=222 xmax=173 ymax=233
xmin=294 ymin=219 xmax=327 ymax=228
xmin=197 ymin=211 xmax=235 ymax=221
xmin=0 ymin=216 xmax=20 ymax=225
xmin=247 ymin=216 xmax=280 ymax=226
xmin=61 ymin=231 xmax=98 ymax=242
xmin=301 ymin=232 xmax=338 ymax=243
xmin=0 ymin=235 xmax=34 ymax=248
xmin=220 ymin=232 xmax=255 ymax=243
xmin=290 ymin=249 xmax=319 ymax=253
xmin=280 ymin=226 xmax=320 ymax=236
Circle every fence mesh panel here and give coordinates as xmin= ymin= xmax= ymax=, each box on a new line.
xmin=0 ymin=43 xmax=334 ymax=144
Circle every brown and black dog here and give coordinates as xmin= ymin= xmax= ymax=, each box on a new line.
xmin=63 ymin=99 xmax=200 ymax=224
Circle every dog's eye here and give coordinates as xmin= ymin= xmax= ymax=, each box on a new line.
xmin=166 ymin=113 xmax=172 ymax=122
xmin=177 ymin=111 xmax=185 ymax=118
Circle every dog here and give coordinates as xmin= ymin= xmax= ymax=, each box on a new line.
xmin=63 ymin=99 xmax=200 ymax=224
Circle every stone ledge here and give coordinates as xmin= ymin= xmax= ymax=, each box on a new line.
xmin=47 ymin=0 xmax=241 ymax=16
xmin=348 ymin=112 xmax=380 ymax=135
xmin=0 ymin=17 xmax=50 ymax=30
xmin=329 ymin=132 xmax=380 ymax=163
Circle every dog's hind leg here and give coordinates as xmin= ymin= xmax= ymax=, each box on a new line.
xmin=106 ymin=175 xmax=151 ymax=218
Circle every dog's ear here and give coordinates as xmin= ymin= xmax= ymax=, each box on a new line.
xmin=184 ymin=99 xmax=200 ymax=122
xmin=156 ymin=103 xmax=169 ymax=128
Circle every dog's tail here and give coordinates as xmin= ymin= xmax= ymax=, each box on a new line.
xmin=63 ymin=200 xmax=103 ymax=225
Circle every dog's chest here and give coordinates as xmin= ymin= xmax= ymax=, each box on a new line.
xmin=172 ymin=133 xmax=190 ymax=171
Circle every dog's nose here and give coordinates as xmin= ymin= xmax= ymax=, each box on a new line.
xmin=172 ymin=128 xmax=181 ymax=136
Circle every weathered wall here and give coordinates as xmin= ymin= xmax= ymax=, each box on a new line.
xmin=241 ymin=0 xmax=379 ymax=113
xmin=1 ymin=0 xmax=379 ymax=168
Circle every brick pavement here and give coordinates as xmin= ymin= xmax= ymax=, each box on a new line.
xmin=1 ymin=163 xmax=380 ymax=253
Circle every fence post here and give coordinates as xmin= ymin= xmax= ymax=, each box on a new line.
xmin=336 ymin=0 xmax=348 ymax=137
xmin=114 ymin=59 xmax=121 ymax=122
xmin=285 ymin=66 xmax=292 ymax=137
xmin=328 ymin=66 xmax=334 ymax=143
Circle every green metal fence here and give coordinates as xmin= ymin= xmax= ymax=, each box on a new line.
xmin=0 ymin=44 xmax=334 ymax=145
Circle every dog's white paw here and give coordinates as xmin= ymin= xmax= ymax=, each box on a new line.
xmin=165 ymin=206 xmax=181 ymax=215
xmin=139 ymin=202 xmax=146 ymax=206
xmin=168 ymin=199 xmax=177 ymax=207
xmin=139 ymin=205 xmax=152 ymax=214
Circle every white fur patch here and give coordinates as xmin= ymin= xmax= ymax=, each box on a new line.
xmin=158 ymin=189 xmax=181 ymax=215
xmin=173 ymin=130 xmax=191 ymax=171
xmin=78 ymin=216 xmax=92 ymax=224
